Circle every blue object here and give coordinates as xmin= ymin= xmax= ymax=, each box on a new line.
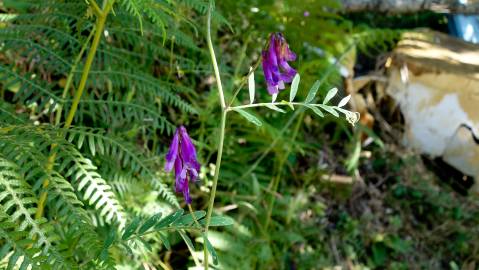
xmin=448 ymin=14 xmax=479 ymax=44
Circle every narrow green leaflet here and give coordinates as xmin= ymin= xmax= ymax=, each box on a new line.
xmin=248 ymin=67 xmax=255 ymax=104
xmin=179 ymin=231 xmax=196 ymax=256
xmin=138 ymin=213 xmax=162 ymax=234
xmin=289 ymin=73 xmax=300 ymax=102
xmin=155 ymin=209 xmax=184 ymax=229
xmin=305 ymin=80 xmax=320 ymax=103
xmin=138 ymin=237 xmax=153 ymax=252
xmin=158 ymin=232 xmax=171 ymax=250
xmin=305 ymin=105 xmax=324 ymax=118
xmin=76 ymin=133 xmax=86 ymax=149
xmin=337 ymin=94 xmax=351 ymax=107
xmin=172 ymin=210 xmax=206 ymax=226
xmin=122 ymin=217 xmax=141 ymax=240
xmin=203 ymin=233 xmax=219 ymax=265
xmin=322 ymin=87 xmax=338 ymax=105
xmin=233 ymin=109 xmax=262 ymax=126
xmin=271 ymin=93 xmax=278 ymax=103
xmin=265 ymin=104 xmax=286 ymax=113
xmin=100 ymin=228 xmax=117 ymax=261
xmin=318 ymin=104 xmax=339 ymax=117
xmin=200 ymin=216 xmax=234 ymax=227
xmin=88 ymin=135 xmax=96 ymax=156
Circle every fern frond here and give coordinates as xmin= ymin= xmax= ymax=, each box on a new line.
xmin=0 ymin=207 xmax=47 ymax=270
xmin=56 ymin=146 xmax=128 ymax=228
xmin=69 ymin=94 xmax=176 ymax=134
xmin=0 ymin=125 xmax=128 ymax=229
xmin=178 ymin=0 xmax=231 ymax=29
xmin=65 ymin=127 xmax=179 ymax=207
xmin=0 ymin=156 xmax=75 ymax=269
xmin=0 ymin=103 xmax=27 ymax=124
xmin=0 ymin=138 xmax=107 ymax=266
xmin=98 ymin=165 xmax=143 ymax=199
xmin=85 ymin=69 xmax=197 ymax=114
xmin=0 ymin=65 xmax=63 ymax=114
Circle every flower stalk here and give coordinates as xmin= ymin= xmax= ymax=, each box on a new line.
xmin=203 ymin=0 xmax=228 ymax=268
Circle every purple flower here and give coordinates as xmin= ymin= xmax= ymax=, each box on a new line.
xmin=262 ymin=33 xmax=297 ymax=95
xmin=165 ymin=126 xmax=200 ymax=204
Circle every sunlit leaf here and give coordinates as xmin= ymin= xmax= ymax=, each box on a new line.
xmin=248 ymin=67 xmax=255 ymax=104
xmin=272 ymin=93 xmax=278 ymax=103
xmin=338 ymin=94 xmax=351 ymax=107
xmin=265 ymin=104 xmax=285 ymax=113
xmin=318 ymin=104 xmax=339 ymax=117
xmin=305 ymin=80 xmax=320 ymax=103
xmin=233 ymin=109 xmax=262 ymax=126
xmin=289 ymin=73 xmax=300 ymax=102
xmin=306 ymin=105 xmax=324 ymax=118
xmin=322 ymin=87 xmax=338 ymax=105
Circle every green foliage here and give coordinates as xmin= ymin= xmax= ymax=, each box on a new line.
xmin=0 ymin=157 xmax=74 ymax=269
xmin=0 ymin=0 xmax=222 ymax=268
xmin=1 ymin=0 xmax=475 ymax=269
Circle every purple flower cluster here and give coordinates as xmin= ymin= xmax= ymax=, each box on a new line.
xmin=164 ymin=126 xmax=200 ymax=204
xmin=262 ymin=33 xmax=297 ymax=95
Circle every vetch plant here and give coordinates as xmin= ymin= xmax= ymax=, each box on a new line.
xmin=190 ymin=1 xmax=361 ymax=268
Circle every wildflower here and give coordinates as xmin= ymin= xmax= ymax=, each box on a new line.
xmin=262 ymin=33 xmax=297 ymax=95
xmin=165 ymin=126 xmax=200 ymax=204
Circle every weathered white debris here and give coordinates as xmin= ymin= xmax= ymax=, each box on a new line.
xmin=386 ymin=31 xmax=479 ymax=191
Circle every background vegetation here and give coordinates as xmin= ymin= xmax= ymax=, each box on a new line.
xmin=0 ymin=0 xmax=477 ymax=269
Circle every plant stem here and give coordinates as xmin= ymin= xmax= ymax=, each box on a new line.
xmin=203 ymin=1 xmax=228 ymax=268
xmin=34 ymin=1 xmax=114 ymax=220
xmin=55 ymin=29 xmax=95 ymax=126
xmin=89 ymin=0 xmax=102 ymax=17
xmin=206 ymin=0 xmax=226 ymax=109
xmin=229 ymin=101 xmax=306 ymax=110
xmin=188 ymin=204 xmax=202 ymax=228
xmin=64 ymin=5 xmax=112 ymax=128
xmin=203 ymin=110 xmax=226 ymax=269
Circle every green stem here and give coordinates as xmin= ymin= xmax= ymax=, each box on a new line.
xmin=186 ymin=204 xmax=202 ymax=267
xmin=203 ymin=110 xmax=226 ymax=269
xmin=55 ymin=29 xmax=95 ymax=126
xmin=167 ymin=35 xmax=175 ymax=81
xmin=229 ymin=101 xmax=310 ymax=110
xmin=89 ymin=0 xmax=102 ymax=17
xmin=203 ymin=1 xmax=228 ymax=268
xmin=64 ymin=4 xmax=113 ymax=128
xmin=34 ymin=1 xmax=114 ymax=221
xmin=206 ymin=0 xmax=226 ymax=109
